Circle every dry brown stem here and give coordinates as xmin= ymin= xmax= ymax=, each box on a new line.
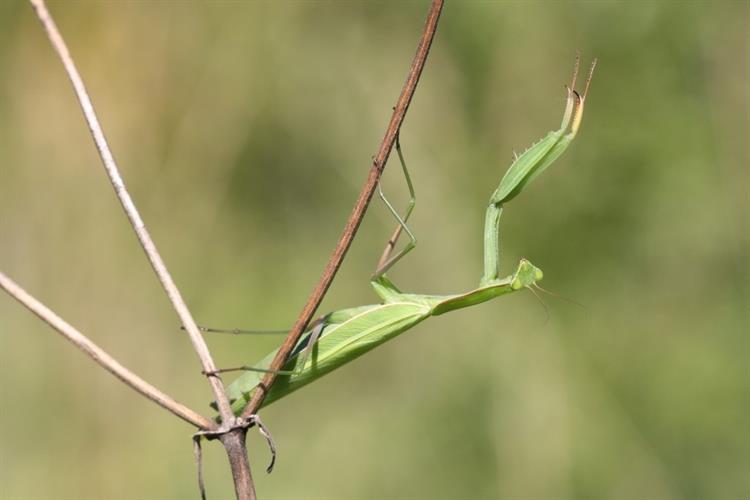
xmin=27 ymin=0 xmax=234 ymax=422
xmin=0 ymin=272 xmax=214 ymax=430
xmin=240 ymin=0 xmax=445 ymax=419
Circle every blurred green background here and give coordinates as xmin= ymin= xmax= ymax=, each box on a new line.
xmin=1 ymin=1 xmax=747 ymax=499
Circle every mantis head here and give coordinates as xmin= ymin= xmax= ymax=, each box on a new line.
xmin=511 ymin=259 xmax=543 ymax=290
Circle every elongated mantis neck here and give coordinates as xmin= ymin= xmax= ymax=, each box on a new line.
xmin=481 ymin=203 xmax=503 ymax=285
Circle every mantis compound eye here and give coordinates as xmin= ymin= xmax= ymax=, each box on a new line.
xmin=534 ymin=268 xmax=544 ymax=282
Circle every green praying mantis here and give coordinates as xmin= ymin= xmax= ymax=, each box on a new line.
xmin=212 ymin=55 xmax=596 ymax=416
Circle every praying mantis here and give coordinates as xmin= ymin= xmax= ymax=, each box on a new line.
xmin=213 ymin=55 xmax=596 ymax=416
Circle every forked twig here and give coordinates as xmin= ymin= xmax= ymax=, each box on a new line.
xmin=240 ymin=0 xmax=445 ymax=419
xmin=17 ymin=1 xmax=446 ymax=498
xmin=27 ymin=0 xmax=234 ymax=422
xmin=0 ymin=272 xmax=214 ymax=430
xmin=26 ymin=1 xmax=257 ymax=497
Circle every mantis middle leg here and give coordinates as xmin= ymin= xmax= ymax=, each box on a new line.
xmin=373 ymin=133 xmax=418 ymax=278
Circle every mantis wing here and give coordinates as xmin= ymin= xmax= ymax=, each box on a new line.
xmin=223 ymin=302 xmax=430 ymax=413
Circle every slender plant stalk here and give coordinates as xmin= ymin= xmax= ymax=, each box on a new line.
xmin=0 ymin=272 xmax=214 ymax=430
xmin=27 ymin=0 xmax=234 ymax=422
xmin=27 ymin=1 xmax=256 ymax=497
xmin=240 ymin=0 xmax=445 ymax=419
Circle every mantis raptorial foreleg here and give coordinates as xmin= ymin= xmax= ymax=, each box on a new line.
xmin=481 ymin=54 xmax=596 ymax=284
xmin=374 ymin=133 xmax=417 ymax=278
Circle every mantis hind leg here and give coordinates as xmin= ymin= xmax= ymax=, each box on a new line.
xmin=205 ymin=365 xmax=297 ymax=376
xmin=203 ymin=321 xmax=327 ymax=376
xmin=288 ymin=321 xmax=325 ymax=373
xmin=195 ymin=326 xmax=287 ymax=335
xmin=374 ymin=133 xmax=417 ymax=278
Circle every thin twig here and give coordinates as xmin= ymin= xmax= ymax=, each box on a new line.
xmin=240 ymin=0 xmax=445 ymax=419
xmin=0 ymin=271 xmax=215 ymax=431
xmin=27 ymin=0 xmax=234 ymax=422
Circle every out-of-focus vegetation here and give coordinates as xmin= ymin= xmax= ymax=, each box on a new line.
xmin=1 ymin=2 xmax=746 ymax=499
